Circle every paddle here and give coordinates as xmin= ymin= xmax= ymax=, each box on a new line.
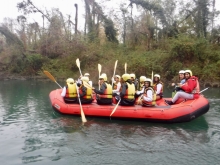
xmin=98 ymin=64 xmax=102 ymax=90
xmin=76 ymin=58 xmax=83 ymax=77
xmin=112 ymin=60 xmax=118 ymax=87
xmin=110 ymin=99 xmax=121 ymax=117
xmin=199 ymin=87 xmax=209 ymax=93
xmin=75 ymin=83 xmax=87 ymax=123
xmin=43 ymin=71 xmax=62 ymax=88
xmin=151 ymin=70 xmax=153 ymax=81
xmin=75 ymin=58 xmax=87 ymax=123
xmin=124 ymin=62 xmax=127 ymax=74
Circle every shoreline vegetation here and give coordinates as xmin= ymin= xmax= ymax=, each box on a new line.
xmin=0 ymin=71 xmax=219 ymax=88
xmin=0 ymin=0 xmax=220 ymax=88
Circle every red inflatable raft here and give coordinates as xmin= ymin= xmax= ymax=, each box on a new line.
xmin=49 ymin=89 xmax=209 ymax=123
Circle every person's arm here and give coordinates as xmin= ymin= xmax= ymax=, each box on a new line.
xmin=61 ymin=86 xmax=66 ymax=97
xmin=120 ymin=84 xmax=127 ymax=97
xmin=89 ymin=81 xmax=92 ymax=87
xmin=136 ymin=86 xmax=145 ymax=95
xmin=143 ymin=90 xmax=153 ymax=102
xmin=94 ymin=83 xmax=106 ymax=94
xmin=156 ymin=84 xmax=162 ymax=94
xmin=181 ymin=79 xmax=196 ymax=93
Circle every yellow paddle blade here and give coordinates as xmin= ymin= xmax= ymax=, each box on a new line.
xmin=76 ymin=58 xmax=80 ymax=68
xmin=83 ymin=81 xmax=92 ymax=89
xmin=114 ymin=60 xmax=118 ymax=70
xmin=124 ymin=63 xmax=127 ymax=73
xmin=43 ymin=70 xmax=56 ymax=82
xmin=151 ymin=71 xmax=153 ymax=81
xmin=98 ymin=64 xmax=102 ymax=74
xmin=110 ymin=99 xmax=121 ymax=117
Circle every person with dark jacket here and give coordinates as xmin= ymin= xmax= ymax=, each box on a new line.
xmin=92 ymin=74 xmax=113 ymax=105
xmin=77 ymin=76 xmax=93 ymax=104
xmin=119 ymin=74 xmax=135 ymax=106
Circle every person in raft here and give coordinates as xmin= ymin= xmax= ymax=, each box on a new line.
xmin=61 ymin=78 xmax=77 ymax=103
xmin=84 ymin=72 xmax=93 ymax=87
xmin=165 ymin=69 xmax=200 ymax=105
xmin=130 ymin=73 xmax=138 ymax=90
xmin=136 ymin=78 xmax=156 ymax=107
xmin=135 ymin=76 xmax=147 ymax=99
xmin=171 ymin=70 xmax=186 ymax=97
xmin=77 ymin=76 xmax=93 ymax=104
xmin=119 ymin=73 xmax=136 ymax=106
xmin=92 ymin=74 xmax=113 ymax=105
xmin=153 ymin=74 xmax=163 ymax=100
xmin=112 ymin=75 xmax=121 ymax=100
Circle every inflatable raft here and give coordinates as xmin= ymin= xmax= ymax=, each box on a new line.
xmin=49 ymin=89 xmax=210 ymax=123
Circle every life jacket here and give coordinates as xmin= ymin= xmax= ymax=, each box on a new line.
xmin=65 ymin=84 xmax=77 ymax=98
xmin=191 ymin=76 xmax=200 ymax=93
xmin=99 ymin=82 xmax=113 ymax=98
xmin=142 ymin=87 xmax=156 ymax=106
xmin=181 ymin=76 xmax=199 ymax=94
xmin=123 ymin=82 xmax=135 ymax=99
xmin=79 ymin=85 xmax=92 ymax=99
xmin=153 ymin=81 xmax=163 ymax=95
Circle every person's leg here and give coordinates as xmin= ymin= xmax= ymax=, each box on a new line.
xmin=172 ymin=92 xmax=193 ymax=103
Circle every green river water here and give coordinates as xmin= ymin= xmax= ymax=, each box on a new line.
xmin=0 ymin=80 xmax=220 ymax=165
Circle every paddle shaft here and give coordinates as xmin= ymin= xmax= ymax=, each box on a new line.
xmin=112 ymin=60 xmax=118 ymax=87
xmin=199 ymin=87 xmax=209 ymax=93
xmin=75 ymin=83 xmax=87 ymax=123
xmin=43 ymin=71 xmax=62 ymax=88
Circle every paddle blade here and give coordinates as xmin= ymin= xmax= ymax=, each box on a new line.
xmin=110 ymin=99 xmax=121 ymax=116
xmin=43 ymin=70 xmax=56 ymax=82
xmin=76 ymin=58 xmax=80 ymax=68
xmin=83 ymin=81 xmax=92 ymax=89
xmin=81 ymin=108 xmax=87 ymax=123
xmin=124 ymin=63 xmax=127 ymax=73
xmin=98 ymin=64 xmax=102 ymax=74
xmin=151 ymin=70 xmax=153 ymax=81
xmin=114 ymin=60 xmax=118 ymax=70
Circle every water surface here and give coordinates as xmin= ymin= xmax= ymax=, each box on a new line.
xmin=0 ymin=80 xmax=220 ymax=165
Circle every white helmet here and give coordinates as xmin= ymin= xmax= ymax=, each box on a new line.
xmin=84 ymin=73 xmax=90 ymax=76
xmin=101 ymin=73 xmax=107 ymax=81
xmin=154 ymin=74 xmax=160 ymax=79
xmin=115 ymin=75 xmax=121 ymax=80
xmin=144 ymin=78 xmax=152 ymax=86
xmin=179 ymin=70 xmax=185 ymax=74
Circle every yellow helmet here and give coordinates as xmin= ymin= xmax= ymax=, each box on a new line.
xmin=81 ymin=76 xmax=89 ymax=83
xmin=84 ymin=73 xmax=90 ymax=76
xmin=130 ymin=73 xmax=136 ymax=79
xmin=154 ymin=74 xmax=160 ymax=79
xmin=185 ymin=70 xmax=192 ymax=76
xmin=144 ymin=78 xmax=152 ymax=86
xmin=122 ymin=74 xmax=131 ymax=81
xmin=101 ymin=73 xmax=107 ymax=81
xmin=139 ymin=76 xmax=147 ymax=82
xmin=66 ymin=78 xmax=74 ymax=84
